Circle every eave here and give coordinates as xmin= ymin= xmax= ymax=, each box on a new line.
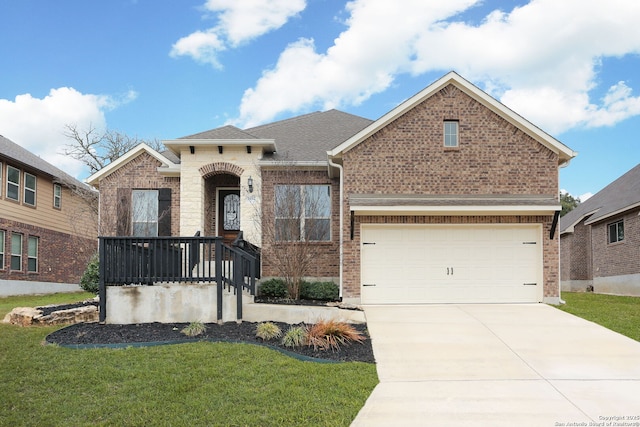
xmin=163 ymin=139 xmax=276 ymax=156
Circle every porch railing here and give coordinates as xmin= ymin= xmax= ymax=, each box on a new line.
xmin=98 ymin=234 xmax=259 ymax=323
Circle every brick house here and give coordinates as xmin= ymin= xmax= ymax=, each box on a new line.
xmin=87 ymin=72 xmax=576 ymax=305
xmin=560 ymin=163 xmax=640 ymax=296
xmin=0 ymin=135 xmax=98 ymax=295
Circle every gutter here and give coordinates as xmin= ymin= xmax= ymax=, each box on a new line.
xmin=327 ymin=156 xmax=344 ymax=300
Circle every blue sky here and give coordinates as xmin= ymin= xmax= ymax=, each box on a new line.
xmin=1 ymin=0 xmax=639 ymax=201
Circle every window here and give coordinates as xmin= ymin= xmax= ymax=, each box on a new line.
xmin=444 ymin=121 xmax=459 ymax=147
xmin=275 ymin=185 xmax=330 ymax=241
xmin=53 ymin=184 xmax=62 ymax=209
xmin=7 ymin=165 xmax=20 ymax=201
xmin=0 ymin=230 xmax=4 ymax=269
xmin=11 ymin=233 xmax=22 ymax=271
xmin=0 ymin=162 xmax=3 ymax=197
xmin=24 ymin=172 xmax=36 ymax=206
xmin=27 ymin=236 xmax=38 ymax=272
xmin=608 ymin=220 xmax=624 ymax=244
xmin=132 ymin=189 xmax=159 ymax=237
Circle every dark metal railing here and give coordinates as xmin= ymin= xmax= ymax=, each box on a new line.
xmin=98 ymin=234 xmax=259 ymax=323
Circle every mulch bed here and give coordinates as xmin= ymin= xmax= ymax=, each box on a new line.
xmin=46 ymin=321 xmax=375 ymax=363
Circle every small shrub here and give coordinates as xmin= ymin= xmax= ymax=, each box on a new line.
xmin=258 ymin=279 xmax=288 ymax=298
xmin=306 ymin=319 xmax=365 ymax=352
xmin=299 ymin=281 xmax=339 ymax=301
xmin=255 ymin=322 xmax=282 ymax=340
xmin=281 ymin=325 xmax=307 ymax=348
xmin=80 ymin=253 xmax=100 ymax=294
xmin=181 ymin=321 xmax=207 ymax=337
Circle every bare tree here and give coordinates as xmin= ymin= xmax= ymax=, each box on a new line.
xmin=257 ymin=166 xmax=332 ymax=299
xmin=62 ymin=123 xmax=164 ymax=174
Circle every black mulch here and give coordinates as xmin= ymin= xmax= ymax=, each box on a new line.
xmin=38 ymin=300 xmax=99 ymax=316
xmin=46 ymin=321 xmax=376 ymax=363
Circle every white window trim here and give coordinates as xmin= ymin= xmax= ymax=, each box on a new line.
xmin=11 ymin=232 xmax=22 ymax=271
xmin=53 ymin=183 xmax=62 ymax=209
xmin=444 ymin=120 xmax=459 ymax=147
xmin=24 ymin=172 xmax=37 ymax=206
xmin=27 ymin=236 xmax=38 ymax=273
xmin=0 ymin=162 xmax=3 ymax=198
xmin=7 ymin=165 xmax=20 ymax=201
xmin=0 ymin=230 xmax=5 ymax=270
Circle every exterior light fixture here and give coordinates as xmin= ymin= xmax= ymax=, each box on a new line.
xmin=248 ymin=176 xmax=254 ymax=193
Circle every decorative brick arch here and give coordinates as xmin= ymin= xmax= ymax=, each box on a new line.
xmin=199 ymin=162 xmax=245 ymax=179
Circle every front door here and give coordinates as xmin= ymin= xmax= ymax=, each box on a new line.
xmin=218 ymin=189 xmax=240 ymax=245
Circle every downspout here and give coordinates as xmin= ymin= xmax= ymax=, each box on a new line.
xmin=327 ymin=157 xmax=344 ymax=300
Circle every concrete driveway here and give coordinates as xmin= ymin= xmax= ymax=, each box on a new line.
xmin=351 ymin=304 xmax=640 ymax=426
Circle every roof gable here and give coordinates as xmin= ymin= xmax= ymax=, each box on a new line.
xmin=328 ymin=71 xmax=576 ymax=165
xmin=560 ymin=163 xmax=640 ymax=233
xmin=86 ymin=143 xmax=178 ymax=187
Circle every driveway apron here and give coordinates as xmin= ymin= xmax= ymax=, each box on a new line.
xmin=351 ymin=304 xmax=640 ymax=426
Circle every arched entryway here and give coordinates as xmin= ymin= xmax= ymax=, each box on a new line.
xmin=200 ymin=162 xmax=244 ymax=244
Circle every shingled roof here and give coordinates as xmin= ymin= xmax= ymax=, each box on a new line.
xmin=0 ymin=135 xmax=90 ymax=189
xmin=560 ymin=163 xmax=640 ymax=233
xmin=179 ymin=110 xmax=373 ymax=163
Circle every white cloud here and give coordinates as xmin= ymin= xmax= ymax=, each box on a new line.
xmin=170 ymin=0 xmax=306 ymax=67
xmin=579 ymin=192 xmax=593 ymax=202
xmin=0 ymin=87 xmax=134 ymax=179
xmin=233 ymin=0 xmax=640 ymax=133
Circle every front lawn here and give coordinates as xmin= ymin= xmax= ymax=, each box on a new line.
xmin=558 ymin=292 xmax=640 ymax=341
xmin=0 ymin=293 xmax=378 ymax=427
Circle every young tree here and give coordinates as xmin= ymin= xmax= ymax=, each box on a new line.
xmin=560 ymin=191 xmax=581 ymax=217
xmin=62 ymin=123 xmax=164 ymax=174
xmin=257 ymin=166 xmax=332 ymax=299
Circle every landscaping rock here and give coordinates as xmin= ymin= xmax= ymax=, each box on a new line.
xmin=2 ymin=299 xmax=99 ymax=326
xmin=2 ymin=307 xmax=42 ymax=326
xmin=37 ymin=305 xmax=98 ymax=325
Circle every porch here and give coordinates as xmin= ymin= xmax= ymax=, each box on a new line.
xmin=98 ymin=234 xmax=260 ymax=324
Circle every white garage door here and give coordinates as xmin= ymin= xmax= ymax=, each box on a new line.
xmin=361 ymin=224 xmax=542 ymax=304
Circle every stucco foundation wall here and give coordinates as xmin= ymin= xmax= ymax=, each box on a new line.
xmin=561 ymin=279 xmax=593 ymax=293
xmin=0 ymin=279 xmax=82 ymax=297
xmin=106 ymin=284 xmax=250 ymax=324
xmin=593 ymin=273 xmax=640 ymax=297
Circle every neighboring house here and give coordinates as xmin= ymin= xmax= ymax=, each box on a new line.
xmin=87 ymin=72 xmax=576 ymax=305
xmin=0 ymin=135 xmax=98 ymax=295
xmin=560 ymin=163 xmax=640 ymax=296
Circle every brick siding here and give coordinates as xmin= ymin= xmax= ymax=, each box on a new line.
xmin=0 ymin=217 xmax=96 ymax=284
xmin=341 ymin=84 xmax=560 ymax=299
xmin=560 ymin=220 xmax=593 ymax=281
xmin=591 ymin=209 xmax=640 ymax=278
xmin=260 ymin=169 xmax=340 ymax=279
xmin=99 ymin=152 xmax=181 ymax=236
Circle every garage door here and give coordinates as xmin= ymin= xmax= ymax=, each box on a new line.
xmin=361 ymin=224 xmax=542 ymax=304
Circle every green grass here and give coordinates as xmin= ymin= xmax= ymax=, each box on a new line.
xmin=0 ymin=293 xmax=378 ymax=427
xmin=558 ymin=292 xmax=640 ymax=341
